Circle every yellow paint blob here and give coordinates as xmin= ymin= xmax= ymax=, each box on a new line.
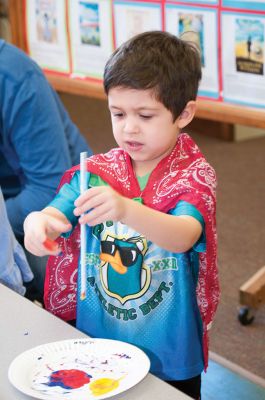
xmin=90 ymin=377 xmax=119 ymax=396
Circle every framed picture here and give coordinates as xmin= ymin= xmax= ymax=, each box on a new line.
xmin=25 ymin=0 xmax=70 ymax=73
xmin=69 ymin=0 xmax=113 ymax=79
xmin=222 ymin=11 xmax=265 ymax=108
xmin=113 ymin=1 xmax=162 ymax=48
xmin=165 ymin=3 xmax=220 ymax=99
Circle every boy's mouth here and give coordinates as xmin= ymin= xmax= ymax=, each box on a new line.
xmin=125 ymin=141 xmax=143 ymax=151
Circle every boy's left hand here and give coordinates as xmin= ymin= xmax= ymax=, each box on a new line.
xmin=74 ymin=186 xmax=128 ymax=226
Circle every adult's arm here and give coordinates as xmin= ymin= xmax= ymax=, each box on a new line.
xmin=4 ymin=71 xmax=75 ymax=237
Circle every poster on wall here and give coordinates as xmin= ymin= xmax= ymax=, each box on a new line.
xmin=222 ymin=1 xmax=265 ymax=12
xmin=69 ymin=0 xmax=113 ymax=79
xmin=165 ymin=4 xmax=220 ymax=99
xmin=222 ymin=12 xmax=265 ymax=108
xmin=113 ymin=1 xmax=162 ymax=48
xmin=25 ymin=0 xmax=70 ymax=73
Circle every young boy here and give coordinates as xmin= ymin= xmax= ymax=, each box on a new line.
xmin=24 ymin=31 xmax=219 ymax=399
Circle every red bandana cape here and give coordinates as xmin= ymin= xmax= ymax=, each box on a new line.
xmin=44 ymin=133 xmax=219 ymax=369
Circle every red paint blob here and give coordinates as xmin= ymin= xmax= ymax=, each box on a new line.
xmin=43 ymin=238 xmax=58 ymax=251
xmin=48 ymin=369 xmax=92 ymax=389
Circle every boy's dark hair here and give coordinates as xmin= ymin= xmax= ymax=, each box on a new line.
xmin=104 ymin=31 xmax=202 ymax=121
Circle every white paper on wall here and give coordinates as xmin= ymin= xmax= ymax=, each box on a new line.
xmin=165 ymin=4 xmax=220 ymax=99
xmin=113 ymin=1 xmax=162 ymax=48
xmin=222 ymin=12 xmax=265 ymax=108
xmin=26 ymin=0 xmax=70 ymax=73
xmin=69 ymin=0 xmax=113 ymax=79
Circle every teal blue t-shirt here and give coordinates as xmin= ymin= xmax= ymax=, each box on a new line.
xmin=49 ymin=171 xmax=205 ymax=381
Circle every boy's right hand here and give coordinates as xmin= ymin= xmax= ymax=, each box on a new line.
xmin=23 ymin=211 xmax=72 ymax=256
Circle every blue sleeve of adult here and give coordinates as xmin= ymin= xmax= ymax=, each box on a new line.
xmin=4 ymin=73 xmax=74 ymax=237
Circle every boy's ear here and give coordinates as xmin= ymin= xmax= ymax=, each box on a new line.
xmin=177 ymin=101 xmax=197 ymax=129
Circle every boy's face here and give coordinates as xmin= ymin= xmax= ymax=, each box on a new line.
xmin=108 ymin=87 xmax=181 ymax=175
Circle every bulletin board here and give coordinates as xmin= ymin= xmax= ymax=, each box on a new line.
xmin=8 ymin=0 xmax=265 ymax=132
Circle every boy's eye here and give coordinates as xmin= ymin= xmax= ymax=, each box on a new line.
xmin=113 ymin=112 xmax=124 ymax=118
xmin=140 ymin=114 xmax=152 ymax=119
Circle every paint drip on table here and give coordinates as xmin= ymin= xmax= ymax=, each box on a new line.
xmin=30 ymin=339 xmax=132 ymax=399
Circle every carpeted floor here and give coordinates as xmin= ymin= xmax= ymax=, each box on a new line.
xmin=60 ymin=93 xmax=265 ymax=380
xmin=190 ymin=131 xmax=265 ymax=380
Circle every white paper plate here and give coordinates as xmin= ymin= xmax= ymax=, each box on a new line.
xmin=8 ymin=338 xmax=150 ymax=399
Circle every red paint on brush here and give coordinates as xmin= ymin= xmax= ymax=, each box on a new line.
xmin=43 ymin=238 xmax=58 ymax=251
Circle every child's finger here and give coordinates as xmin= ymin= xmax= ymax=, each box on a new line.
xmin=74 ymin=186 xmax=104 ymax=207
xmin=74 ymin=189 xmax=108 ymax=216
xmin=79 ymin=202 xmax=111 ymax=225
xmin=47 ymin=217 xmax=72 ymax=234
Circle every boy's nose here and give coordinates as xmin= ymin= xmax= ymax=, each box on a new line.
xmin=123 ymin=118 xmax=139 ymax=134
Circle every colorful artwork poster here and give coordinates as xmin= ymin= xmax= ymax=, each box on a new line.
xmin=165 ymin=4 xmax=219 ymax=99
xmin=113 ymin=1 xmax=162 ymax=48
xmin=35 ymin=0 xmax=58 ymax=43
xmin=79 ymin=2 xmax=100 ymax=46
xmin=222 ymin=12 xmax=265 ymax=108
xmin=222 ymin=1 xmax=265 ymax=12
xmin=178 ymin=12 xmax=205 ymax=66
xmin=69 ymin=0 xmax=113 ymax=79
xmin=25 ymin=0 xmax=70 ymax=72
xmin=235 ymin=18 xmax=264 ymax=75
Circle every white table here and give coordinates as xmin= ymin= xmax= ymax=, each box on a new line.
xmin=0 ymin=283 xmax=190 ymax=399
